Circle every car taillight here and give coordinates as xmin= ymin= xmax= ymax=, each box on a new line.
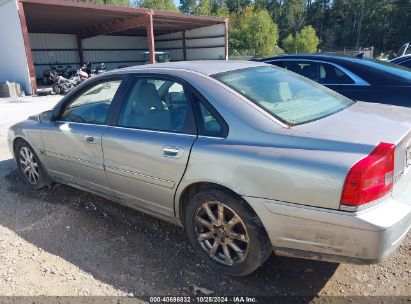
xmin=341 ymin=142 xmax=395 ymax=207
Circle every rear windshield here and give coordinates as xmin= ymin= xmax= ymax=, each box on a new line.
xmin=359 ymin=58 xmax=411 ymax=81
xmin=213 ymin=66 xmax=354 ymax=125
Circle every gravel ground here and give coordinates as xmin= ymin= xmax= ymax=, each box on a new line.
xmin=0 ymin=95 xmax=410 ymax=300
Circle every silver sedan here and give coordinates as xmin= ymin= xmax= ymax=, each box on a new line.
xmin=8 ymin=61 xmax=411 ymax=276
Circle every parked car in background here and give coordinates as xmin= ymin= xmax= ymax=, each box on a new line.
xmin=258 ymin=54 xmax=411 ymax=107
xmin=8 ymin=61 xmax=411 ymax=276
xmin=391 ymin=54 xmax=411 ymax=69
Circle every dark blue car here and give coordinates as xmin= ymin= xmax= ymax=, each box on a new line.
xmin=258 ymin=54 xmax=411 ymax=107
xmin=391 ymin=55 xmax=411 ymax=69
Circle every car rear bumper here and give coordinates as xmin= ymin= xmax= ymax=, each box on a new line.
xmin=244 ymin=185 xmax=411 ymax=264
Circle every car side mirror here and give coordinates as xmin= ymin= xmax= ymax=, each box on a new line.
xmin=39 ymin=110 xmax=54 ymax=123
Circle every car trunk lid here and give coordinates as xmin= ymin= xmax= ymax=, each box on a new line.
xmin=293 ymin=101 xmax=411 ymax=203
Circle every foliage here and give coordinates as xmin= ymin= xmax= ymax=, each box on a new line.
xmin=282 ymin=25 xmax=319 ymax=53
xmin=230 ymin=5 xmax=279 ymax=57
xmin=138 ymin=0 xmax=178 ymax=11
xmin=179 ymin=0 xmax=197 ymax=13
xmin=194 ymin=0 xmax=212 ymax=15
xmin=282 ymin=33 xmax=297 ymax=54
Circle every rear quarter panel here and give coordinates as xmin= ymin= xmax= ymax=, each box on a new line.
xmin=176 ymin=135 xmax=366 ymax=215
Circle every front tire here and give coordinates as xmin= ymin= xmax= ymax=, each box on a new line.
xmin=184 ymin=188 xmax=272 ymax=276
xmin=15 ymin=141 xmax=47 ymax=190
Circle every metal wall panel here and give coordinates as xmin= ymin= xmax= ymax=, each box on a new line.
xmin=29 ymin=33 xmax=77 ymax=49
xmin=29 ymin=34 xmax=149 ymax=77
xmin=187 ymin=47 xmax=226 ymax=60
xmin=82 ymin=35 xmax=147 ymax=49
xmin=155 ymin=24 xmax=225 ymax=61
xmin=28 ymin=24 xmax=226 ymax=80
xmin=186 ymin=36 xmax=225 ymax=48
xmin=156 ymin=39 xmax=184 ymax=49
xmin=155 ymin=32 xmax=183 ymax=41
xmin=29 ymin=33 xmax=79 ymax=78
xmin=83 ymin=35 xmax=147 ymax=68
xmin=185 ymin=24 xmax=225 ymax=38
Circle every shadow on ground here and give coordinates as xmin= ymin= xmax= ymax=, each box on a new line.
xmin=1 ymin=160 xmax=338 ymax=298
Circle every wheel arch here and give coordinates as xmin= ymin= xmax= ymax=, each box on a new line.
xmin=176 ymin=181 xmax=266 ymax=232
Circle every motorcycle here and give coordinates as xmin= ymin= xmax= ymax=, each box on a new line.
xmin=95 ymin=62 xmax=107 ymax=74
xmin=49 ymin=70 xmax=75 ymax=95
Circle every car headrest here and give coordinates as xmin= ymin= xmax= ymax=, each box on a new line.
xmin=132 ymin=82 xmax=163 ymax=114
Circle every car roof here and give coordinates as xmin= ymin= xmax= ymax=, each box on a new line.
xmin=114 ymin=60 xmax=267 ymax=76
xmin=259 ymin=53 xmax=367 ymax=63
xmin=260 ymin=53 xmax=411 ymax=85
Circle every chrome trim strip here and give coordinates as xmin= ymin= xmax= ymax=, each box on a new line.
xmin=339 ymin=194 xmax=390 ymax=212
xmin=46 ymin=150 xmax=102 ymax=167
xmin=105 ymin=165 xmax=175 ymax=189
xmin=106 ymin=125 xmax=198 ymax=138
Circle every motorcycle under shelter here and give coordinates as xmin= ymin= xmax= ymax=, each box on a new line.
xmin=0 ymin=0 xmax=228 ymax=94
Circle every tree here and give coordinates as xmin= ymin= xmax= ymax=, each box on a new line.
xmin=138 ymin=0 xmax=178 ymax=11
xmin=282 ymin=33 xmax=297 ymax=53
xmin=295 ymin=25 xmax=319 ymax=53
xmin=226 ymin=0 xmax=252 ymax=14
xmin=282 ymin=25 xmax=319 ymax=53
xmin=215 ymin=3 xmax=230 ymax=17
xmin=278 ymin=0 xmax=306 ymax=37
xmin=179 ymin=0 xmax=197 ymax=13
xmin=194 ymin=0 xmax=212 ymax=15
xmin=232 ymin=5 xmax=279 ymax=57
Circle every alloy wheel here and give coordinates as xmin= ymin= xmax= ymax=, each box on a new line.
xmin=19 ymin=147 xmax=39 ymax=185
xmin=194 ymin=201 xmax=250 ymax=266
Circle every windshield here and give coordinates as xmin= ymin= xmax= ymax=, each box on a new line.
xmin=213 ymin=66 xmax=354 ymax=125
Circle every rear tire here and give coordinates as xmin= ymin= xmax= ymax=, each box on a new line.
xmin=15 ymin=140 xmax=47 ymax=190
xmin=184 ymin=187 xmax=272 ymax=276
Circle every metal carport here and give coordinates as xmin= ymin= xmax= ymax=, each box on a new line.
xmin=0 ymin=0 xmax=228 ymax=94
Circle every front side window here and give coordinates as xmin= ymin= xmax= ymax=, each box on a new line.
xmin=213 ymin=66 xmax=354 ymax=125
xmin=118 ymin=78 xmax=191 ymax=133
xmin=60 ymin=80 xmax=122 ymax=124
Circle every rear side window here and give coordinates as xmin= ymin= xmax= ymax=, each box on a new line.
xmin=191 ymin=93 xmax=225 ymax=137
xmin=279 ymin=61 xmax=354 ymax=85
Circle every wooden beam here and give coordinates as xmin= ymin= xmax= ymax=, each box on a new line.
xmin=76 ymin=35 xmax=84 ymax=66
xmin=146 ymin=14 xmax=155 ymax=64
xmin=79 ymin=15 xmax=147 ymax=39
xmin=17 ymin=1 xmax=37 ymax=94
xmin=182 ymin=31 xmax=187 ymax=61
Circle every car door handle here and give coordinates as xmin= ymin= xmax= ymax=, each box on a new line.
xmin=162 ymin=146 xmax=183 ymax=158
xmin=84 ymin=135 xmax=96 ymax=144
